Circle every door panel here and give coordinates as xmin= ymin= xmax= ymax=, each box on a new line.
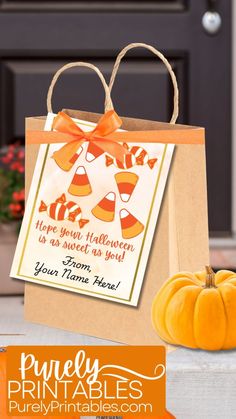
xmin=0 ymin=0 xmax=232 ymax=237
xmin=1 ymin=58 xmax=186 ymax=141
xmin=0 ymin=1 xmax=187 ymax=12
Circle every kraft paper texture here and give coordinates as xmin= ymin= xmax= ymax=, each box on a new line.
xmin=24 ymin=110 xmax=209 ymax=345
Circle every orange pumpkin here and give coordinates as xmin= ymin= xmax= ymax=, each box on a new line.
xmin=152 ymin=266 xmax=236 ymax=351
xmin=0 ymin=348 xmax=79 ymax=419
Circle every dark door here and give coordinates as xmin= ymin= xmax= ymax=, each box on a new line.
xmin=0 ymin=0 xmax=232 ymax=238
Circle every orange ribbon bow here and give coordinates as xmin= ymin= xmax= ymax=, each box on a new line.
xmin=53 ymin=110 xmax=127 ymax=171
xmin=28 ymin=110 xmax=126 ymax=172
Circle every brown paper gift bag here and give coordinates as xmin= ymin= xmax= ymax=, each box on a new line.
xmin=24 ymin=44 xmax=209 ymax=345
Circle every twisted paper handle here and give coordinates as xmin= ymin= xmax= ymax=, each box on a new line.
xmin=47 ymin=61 xmax=114 ymax=114
xmin=107 ymin=42 xmax=179 ymax=124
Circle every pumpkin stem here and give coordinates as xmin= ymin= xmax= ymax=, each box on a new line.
xmin=205 ymin=265 xmax=216 ymax=288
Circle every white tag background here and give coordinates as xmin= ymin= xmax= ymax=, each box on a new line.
xmin=11 ymin=114 xmax=174 ymax=306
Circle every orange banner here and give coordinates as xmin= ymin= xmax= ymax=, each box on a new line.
xmin=3 ymin=346 xmax=175 ymax=417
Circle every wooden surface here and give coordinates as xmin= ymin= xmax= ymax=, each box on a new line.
xmin=1 ymin=296 xmax=236 ymax=419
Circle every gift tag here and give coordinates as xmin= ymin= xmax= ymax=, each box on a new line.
xmin=11 ymin=113 xmax=174 ymax=306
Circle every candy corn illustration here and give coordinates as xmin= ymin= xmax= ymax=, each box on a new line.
xmin=115 ymin=172 xmax=139 ymax=202
xmin=120 ymin=209 xmax=144 ymax=239
xmin=86 ymin=142 xmax=104 ymax=162
xmin=92 ymin=192 xmax=116 ymax=222
xmin=68 ymin=166 xmax=92 ymax=196
xmin=52 ymin=145 xmax=83 ymax=171
xmin=68 ymin=146 xmax=83 ymax=166
xmin=105 ymin=153 xmax=136 ymax=170
xmin=39 ymin=194 xmax=89 ymax=228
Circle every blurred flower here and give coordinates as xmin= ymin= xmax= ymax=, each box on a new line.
xmin=10 ymin=161 xmax=25 ymax=173
xmin=12 ymin=189 xmax=25 ymax=202
xmin=17 ymin=150 xmax=25 ymax=160
xmin=9 ymin=203 xmax=22 ymax=213
xmin=1 ymin=153 xmax=13 ymax=164
xmin=0 ymin=143 xmax=25 ymax=225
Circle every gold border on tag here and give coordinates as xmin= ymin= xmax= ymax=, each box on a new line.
xmin=17 ymin=123 xmax=167 ymax=303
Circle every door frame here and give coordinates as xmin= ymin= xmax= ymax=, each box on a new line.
xmin=210 ymin=0 xmax=235 ymax=248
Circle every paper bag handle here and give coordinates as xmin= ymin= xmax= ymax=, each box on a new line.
xmin=107 ymin=43 xmax=179 ymax=124
xmin=47 ymin=61 xmax=114 ymax=113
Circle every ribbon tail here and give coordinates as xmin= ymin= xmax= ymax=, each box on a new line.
xmin=52 ymin=140 xmax=84 ymax=171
